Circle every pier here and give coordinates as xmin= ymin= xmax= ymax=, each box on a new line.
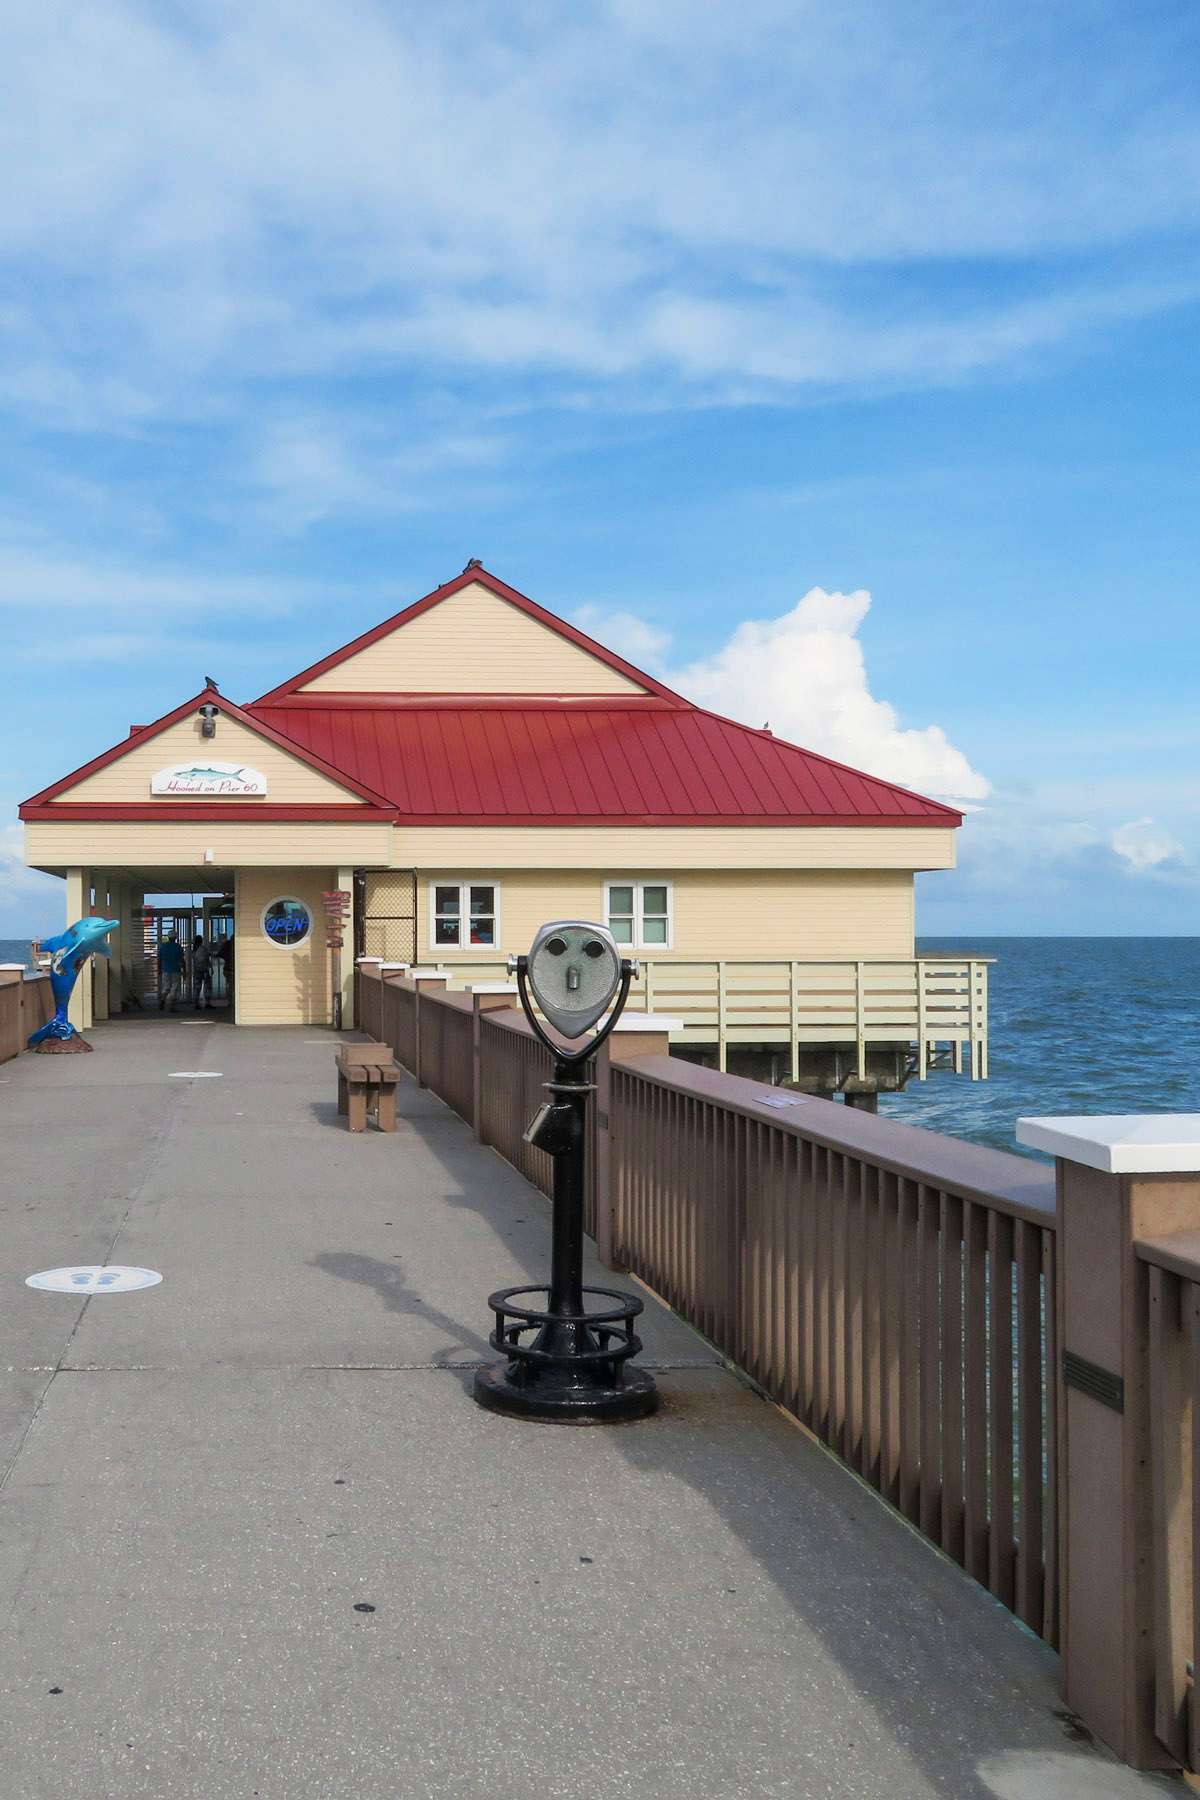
xmin=0 ymin=986 xmax=1183 ymax=1795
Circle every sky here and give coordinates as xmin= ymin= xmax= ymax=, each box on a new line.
xmin=1 ymin=0 xmax=1198 ymax=936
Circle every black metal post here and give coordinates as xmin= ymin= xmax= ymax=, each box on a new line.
xmin=473 ymin=1052 xmax=658 ymax=1424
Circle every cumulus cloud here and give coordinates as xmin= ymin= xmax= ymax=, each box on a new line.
xmin=577 ymin=588 xmax=989 ymax=803
xmin=1111 ymin=817 xmax=1190 ymax=873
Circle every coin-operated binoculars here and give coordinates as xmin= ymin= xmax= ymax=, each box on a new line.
xmin=473 ymin=922 xmax=659 ymax=1423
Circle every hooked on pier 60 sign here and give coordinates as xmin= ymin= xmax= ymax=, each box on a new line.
xmin=151 ymin=761 xmax=267 ymax=796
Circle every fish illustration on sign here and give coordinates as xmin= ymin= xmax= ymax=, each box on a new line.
xmin=174 ymin=764 xmax=247 ymax=781
xmin=28 ymin=916 xmax=120 ymax=1050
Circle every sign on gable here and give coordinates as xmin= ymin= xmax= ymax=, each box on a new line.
xmin=151 ymin=762 xmax=267 ymax=797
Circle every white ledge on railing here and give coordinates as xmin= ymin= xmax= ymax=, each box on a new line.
xmin=410 ymin=968 xmax=448 ymax=981
xmin=469 ymin=981 xmax=518 ymax=994
xmin=1017 ymin=1112 xmax=1200 ymax=1174
xmin=607 ymin=1013 xmax=685 ymax=1034
xmin=379 ymin=962 xmax=410 ymax=972
xmin=355 ymin=956 xmax=382 ymax=965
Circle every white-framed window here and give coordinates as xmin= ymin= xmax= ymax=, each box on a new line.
xmin=429 ymin=880 xmax=499 ymax=950
xmin=604 ymin=880 xmax=672 ymax=949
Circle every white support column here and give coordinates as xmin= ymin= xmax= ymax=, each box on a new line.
xmin=232 ymin=872 xmax=242 ymax=1026
xmin=338 ymin=866 xmax=356 ymax=1029
xmin=65 ymin=867 xmax=91 ymax=1033
xmin=92 ymin=874 xmax=110 ymax=1021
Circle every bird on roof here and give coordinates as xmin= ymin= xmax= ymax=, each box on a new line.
xmin=204 ymin=676 xmax=220 ymax=693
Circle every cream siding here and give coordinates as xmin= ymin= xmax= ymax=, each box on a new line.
xmin=300 ymin=582 xmax=646 ymax=695
xmin=57 ymin=712 xmax=364 ymax=805
xmin=235 ymin=868 xmax=333 ymax=1025
xmin=397 ymin=826 xmax=955 ymax=872
xmin=418 ymin=868 xmax=914 ymax=963
xmin=26 ymin=821 xmax=393 ymax=871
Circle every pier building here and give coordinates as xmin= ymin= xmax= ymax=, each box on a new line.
xmin=19 ymin=563 xmax=986 ymax=1092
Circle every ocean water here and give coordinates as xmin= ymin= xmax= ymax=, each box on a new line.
xmin=882 ymin=937 xmax=1200 ymax=1159
xmin=5 ymin=935 xmax=1196 ymax=1161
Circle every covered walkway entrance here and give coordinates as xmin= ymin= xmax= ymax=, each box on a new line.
xmin=58 ymin=864 xmax=353 ymax=1033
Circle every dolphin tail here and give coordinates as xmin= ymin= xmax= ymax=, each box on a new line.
xmin=27 ymin=1016 xmax=75 ymax=1048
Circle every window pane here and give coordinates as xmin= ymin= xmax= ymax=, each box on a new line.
xmin=642 ymin=917 xmax=668 ymax=945
xmin=469 ymin=915 xmax=495 ymax=946
xmin=642 ymin=885 xmax=668 ymax=915
xmin=607 ymin=885 xmax=634 ymax=916
xmin=610 ymin=916 xmax=634 ymax=945
xmin=434 ymin=885 xmax=460 ymax=917
xmin=434 ymin=916 xmax=461 ymax=946
xmin=469 ymin=885 xmax=494 ymax=912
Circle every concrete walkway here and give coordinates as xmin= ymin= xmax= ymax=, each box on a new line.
xmin=0 ymin=1023 xmax=1182 ymax=1799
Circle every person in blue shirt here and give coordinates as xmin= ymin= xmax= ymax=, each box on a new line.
xmin=159 ymin=932 xmax=184 ymax=1012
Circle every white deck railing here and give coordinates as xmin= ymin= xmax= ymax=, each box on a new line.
xmin=429 ymin=955 xmax=991 ymax=1081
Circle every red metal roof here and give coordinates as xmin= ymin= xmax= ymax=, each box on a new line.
xmin=251 ymin=697 xmax=961 ymax=827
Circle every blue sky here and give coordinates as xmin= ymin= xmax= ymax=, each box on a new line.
xmin=2 ymin=0 xmax=1198 ymax=935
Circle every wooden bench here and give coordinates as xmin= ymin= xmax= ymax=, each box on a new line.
xmin=335 ymin=1045 xmax=401 ymax=1132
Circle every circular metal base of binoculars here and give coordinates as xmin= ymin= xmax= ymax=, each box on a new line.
xmin=474 ymin=1284 xmax=659 ymax=1424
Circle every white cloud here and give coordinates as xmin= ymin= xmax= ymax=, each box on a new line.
xmin=243 ymin=416 xmax=514 ymax=531
xmin=0 ymin=1 xmax=1197 ymax=430
xmin=579 ymin=588 xmax=989 ymax=802
xmin=0 ymin=546 xmax=355 ymax=613
xmin=1111 ymin=816 xmax=1190 ymax=873
xmin=573 ymin=605 xmax=673 ymax=671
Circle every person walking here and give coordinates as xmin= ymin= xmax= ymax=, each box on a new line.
xmin=159 ymin=932 xmax=184 ymax=1012
xmin=192 ymin=934 xmax=213 ymax=1010
xmin=217 ymin=933 xmax=234 ymax=1006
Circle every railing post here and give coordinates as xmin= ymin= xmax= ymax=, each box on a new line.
xmin=409 ymin=969 xmax=447 ymax=1087
xmin=855 ymin=960 xmax=867 ymax=1082
xmin=1017 ymin=1112 xmax=1200 ymax=1770
xmin=789 ymin=960 xmax=800 ymax=1084
xmin=470 ymin=984 xmax=517 ymax=1140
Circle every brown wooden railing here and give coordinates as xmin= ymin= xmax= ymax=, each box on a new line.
xmin=380 ymin=977 xmax=417 ymax=1076
xmin=609 ymin=1056 xmax=1058 ymax=1642
xmin=0 ymin=974 xmax=53 ymax=1063
xmin=419 ymin=989 xmax=474 ymax=1122
xmin=1136 ymin=1231 xmax=1200 ymax=1770
xmin=355 ymin=961 xmax=1058 ymax=1642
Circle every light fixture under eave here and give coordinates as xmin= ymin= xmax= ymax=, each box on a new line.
xmin=198 ymin=702 xmax=218 ymax=739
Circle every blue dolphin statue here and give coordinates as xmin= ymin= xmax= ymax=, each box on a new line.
xmin=28 ymin=916 xmax=120 ymax=1047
